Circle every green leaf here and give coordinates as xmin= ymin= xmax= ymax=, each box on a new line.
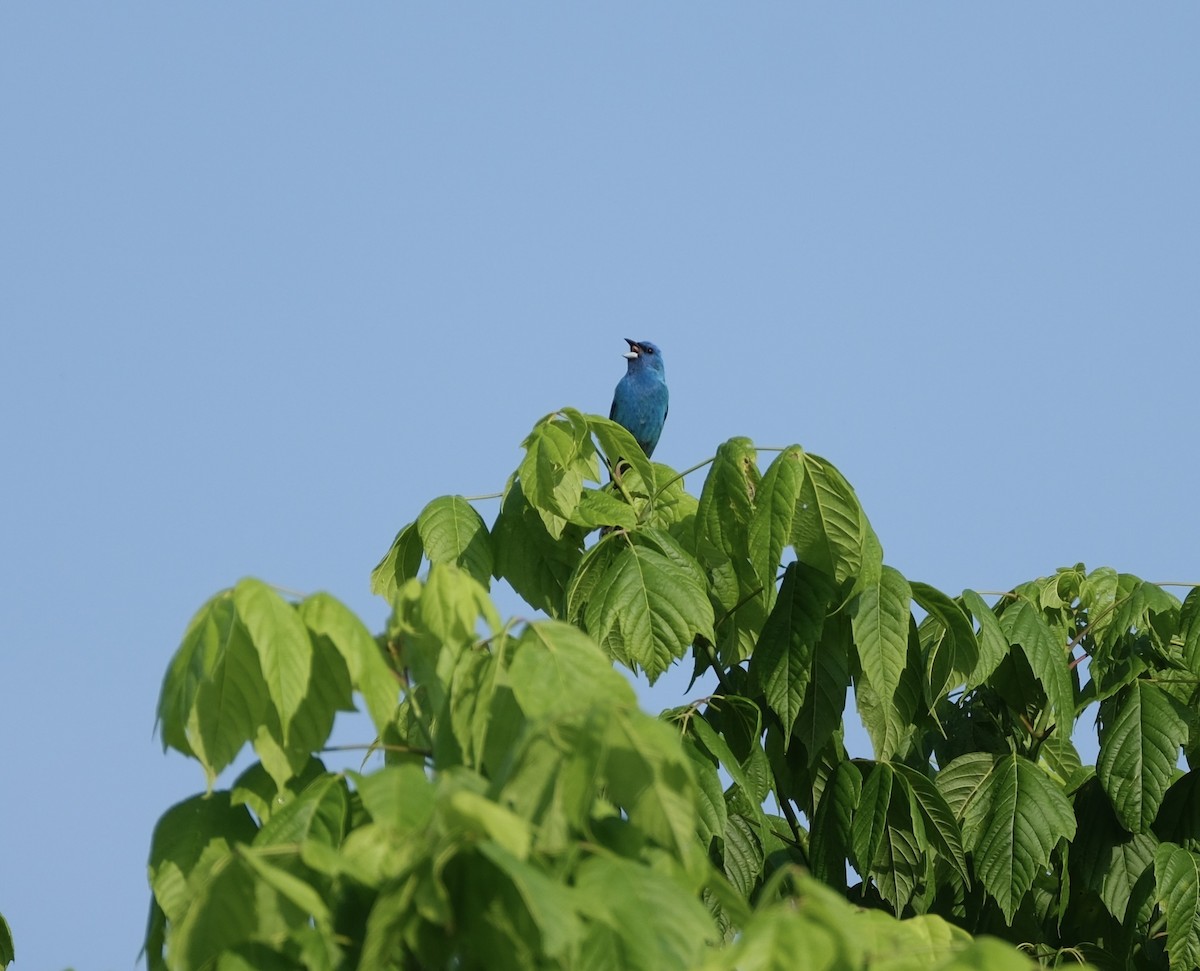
xmin=810 ymin=758 xmax=862 ymax=891
xmin=695 ymin=437 xmax=759 ymax=565
xmin=417 ymin=495 xmax=494 ymax=586
xmin=935 ymin=752 xmax=996 ymax=825
xmin=851 ymin=763 xmax=894 ymax=878
xmin=851 ymin=566 xmax=912 ymax=735
xmin=604 ymin=709 xmax=700 ymax=863
xmin=750 ymin=561 xmax=834 ymax=744
xmin=370 ymin=520 xmax=423 ymax=600
xmin=968 ymin=753 xmax=1077 ymax=924
xmin=573 ymin=856 xmax=713 ymax=971
xmin=959 ymin=589 xmax=1009 ymax=689
xmin=509 ymin=621 xmax=637 ymax=719
xmin=253 ymin=773 xmax=349 ymax=849
xmin=795 ymin=611 xmax=852 ymax=767
xmin=1155 ymin=841 xmax=1200 ymax=971
xmin=1071 ymin=777 xmax=1157 ymax=922
xmin=1181 ymin=587 xmax=1200 ymax=677
xmin=353 ymin=764 xmax=437 ymax=837
xmin=683 ymin=737 xmax=728 ymax=844
xmin=748 ymin=445 xmax=805 ymax=599
xmin=891 ymin=763 xmax=970 ymax=887
xmin=586 ymin=413 xmax=656 ymax=495
xmin=689 ymin=712 xmax=766 ymax=829
xmin=793 ymin=452 xmax=879 ymax=586
xmin=721 ymin=813 xmax=764 ymax=898
xmin=1155 ymin=769 xmax=1200 ymax=852
xmin=298 ymin=593 xmax=397 ymax=738
xmin=1097 ymin=679 xmax=1190 ymax=833
xmin=911 ymin=581 xmax=979 ymax=708
xmin=147 ymin=792 xmax=258 ymax=926
xmin=855 ymin=616 xmax=923 ymax=762
xmin=476 ymin=841 xmax=583 ymax=961
xmin=519 ymin=409 xmax=597 ymax=537
xmin=0 ymin=914 xmax=11 ymax=969
xmin=582 ymin=543 xmax=715 ymax=684
xmin=157 ymin=591 xmax=268 ymax=782
xmin=234 ymin=579 xmax=313 ymax=748
xmin=492 ymin=478 xmax=585 ymax=616
xmin=998 ymin=599 xmax=1074 ymax=726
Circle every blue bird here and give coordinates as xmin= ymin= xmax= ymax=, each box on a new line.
xmin=609 ymin=339 xmax=669 ymax=459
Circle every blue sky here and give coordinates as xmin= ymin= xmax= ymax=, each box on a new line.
xmin=2 ymin=6 xmax=1198 ymax=968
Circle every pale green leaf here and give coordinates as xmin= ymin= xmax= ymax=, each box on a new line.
xmin=586 ymin=413 xmax=655 ymax=494
xmin=477 ymin=841 xmax=583 ymax=960
xmin=298 ymin=593 xmax=397 ymax=737
xmin=234 ymin=579 xmax=313 ymax=747
xmin=519 ymin=409 xmax=597 ymax=537
xmin=416 ymin=495 xmax=493 ymax=585
xmin=573 ymin=856 xmax=713 ymax=971
xmin=509 ymin=621 xmax=637 ymax=718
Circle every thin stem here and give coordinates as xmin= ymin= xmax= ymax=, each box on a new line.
xmin=649 ymin=455 xmax=717 ymax=503
xmin=322 ymin=743 xmax=433 ymax=757
xmin=462 ymin=491 xmax=503 ymax=502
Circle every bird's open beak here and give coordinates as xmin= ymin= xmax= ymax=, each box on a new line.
xmin=623 ymin=338 xmax=640 ymax=360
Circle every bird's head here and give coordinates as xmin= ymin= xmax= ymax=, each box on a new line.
xmin=623 ymin=339 xmax=665 ymax=375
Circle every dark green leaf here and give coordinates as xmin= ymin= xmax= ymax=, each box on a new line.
xmin=970 ymin=753 xmax=1077 ymax=924
xmin=959 ymin=589 xmax=1010 ymax=689
xmin=891 ymin=763 xmax=970 ymax=887
xmin=911 ymin=581 xmax=979 ymax=709
xmin=810 ymin=758 xmax=861 ymax=891
xmin=492 ymin=478 xmax=585 ymax=616
xmin=370 ymin=520 xmax=423 ymax=600
xmin=999 ymin=599 xmax=1074 ymax=726
xmin=750 ymin=561 xmax=834 ymax=743
xmin=1155 ymin=841 xmax=1200 ymax=971
xmin=747 ymin=446 xmax=805 ymax=599
xmin=1098 ymin=679 xmax=1190 ymax=833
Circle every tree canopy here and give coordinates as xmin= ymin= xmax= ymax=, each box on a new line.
xmin=128 ymin=409 xmax=1200 ymax=971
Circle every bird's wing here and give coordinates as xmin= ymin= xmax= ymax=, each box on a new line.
xmin=609 ymin=398 xmax=618 ymax=421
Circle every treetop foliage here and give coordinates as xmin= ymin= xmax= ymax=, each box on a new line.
xmin=137 ymin=408 xmax=1200 ymax=970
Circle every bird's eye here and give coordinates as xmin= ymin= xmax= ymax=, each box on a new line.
xmin=644 ymin=346 xmax=654 ymax=354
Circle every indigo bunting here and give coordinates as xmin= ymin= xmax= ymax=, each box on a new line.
xmin=609 ymin=339 xmax=668 ymax=458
